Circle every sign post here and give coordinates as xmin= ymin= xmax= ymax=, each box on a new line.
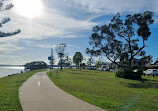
xmin=48 ymin=56 xmax=52 ymax=75
xmin=48 ymin=48 xmax=54 ymax=75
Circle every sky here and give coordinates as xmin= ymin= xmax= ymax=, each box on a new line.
xmin=0 ymin=0 xmax=158 ymax=65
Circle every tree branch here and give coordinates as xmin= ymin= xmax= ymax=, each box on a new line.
xmin=106 ymin=55 xmax=125 ymax=68
xmin=131 ymin=45 xmax=145 ymax=59
xmin=0 ymin=29 xmax=21 ymax=38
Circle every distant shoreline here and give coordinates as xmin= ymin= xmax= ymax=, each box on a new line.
xmin=0 ymin=65 xmax=24 ymax=67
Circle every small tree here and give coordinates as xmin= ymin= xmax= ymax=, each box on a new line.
xmin=64 ymin=53 xmax=72 ymax=67
xmin=87 ymin=56 xmax=94 ymax=67
xmin=58 ymin=54 xmax=71 ymax=67
xmin=0 ymin=1 xmax=21 ymax=38
xmin=50 ymin=48 xmax=55 ymax=68
xmin=86 ymin=11 xmax=154 ymax=69
xmin=55 ymin=43 xmax=67 ymax=71
xmin=95 ymin=61 xmax=102 ymax=69
xmin=73 ymin=52 xmax=83 ymax=69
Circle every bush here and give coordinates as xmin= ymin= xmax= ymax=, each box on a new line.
xmin=116 ymin=68 xmax=142 ymax=80
xmin=137 ymin=69 xmax=143 ymax=75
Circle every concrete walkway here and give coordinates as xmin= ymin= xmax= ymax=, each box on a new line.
xmin=19 ymin=71 xmax=107 ymax=111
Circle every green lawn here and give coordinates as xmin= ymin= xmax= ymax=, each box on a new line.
xmin=0 ymin=69 xmax=46 ymax=111
xmin=48 ymin=69 xmax=158 ymax=111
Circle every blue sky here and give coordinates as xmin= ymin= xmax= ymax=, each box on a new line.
xmin=0 ymin=0 xmax=158 ymax=65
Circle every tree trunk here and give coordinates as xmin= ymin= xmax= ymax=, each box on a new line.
xmin=60 ymin=59 xmax=63 ymax=71
xmin=129 ymin=58 xmax=132 ymax=68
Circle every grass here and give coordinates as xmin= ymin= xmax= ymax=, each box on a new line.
xmin=48 ymin=69 xmax=158 ymax=111
xmin=0 ymin=69 xmax=46 ymax=111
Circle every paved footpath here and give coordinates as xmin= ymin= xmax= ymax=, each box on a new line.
xmin=19 ymin=71 xmax=107 ymax=111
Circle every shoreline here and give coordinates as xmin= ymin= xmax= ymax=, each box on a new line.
xmin=0 ymin=66 xmax=24 ymax=78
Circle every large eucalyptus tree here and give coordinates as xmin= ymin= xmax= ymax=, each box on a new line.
xmin=87 ymin=11 xmax=154 ymax=68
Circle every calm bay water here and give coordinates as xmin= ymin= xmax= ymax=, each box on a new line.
xmin=0 ymin=66 xmax=24 ymax=78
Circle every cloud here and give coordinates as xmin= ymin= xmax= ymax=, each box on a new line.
xmin=63 ymin=0 xmax=157 ymax=14
xmin=0 ymin=0 xmax=96 ymax=42
xmin=1 ymin=0 xmax=158 ymax=43
xmin=0 ymin=42 xmax=23 ymax=54
xmin=33 ymin=44 xmax=56 ymax=48
xmin=0 ymin=0 xmax=158 ymax=64
xmin=0 ymin=55 xmax=20 ymax=58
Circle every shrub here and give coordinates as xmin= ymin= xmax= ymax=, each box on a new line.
xmin=116 ymin=68 xmax=142 ymax=80
xmin=137 ymin=69 xmax=143 ymax=75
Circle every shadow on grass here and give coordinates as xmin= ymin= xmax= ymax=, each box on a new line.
xmin=81 ymin=70 xmax=101 ymax=73
xmin=68 ymin=72 xmax=92 ymax=75
xmin=126 ymin=79 xmax=158 ymax=88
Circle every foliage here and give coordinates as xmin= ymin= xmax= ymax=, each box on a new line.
xmin=48 ymin=69 xmax=158 ymax=111
xmin=86 ymin=11 xmax=154 ymax=68
xmin=73 ymin=52 xmax=83 ymax=69
xmin=95 ymin=61 xmax=102 ymax=68
xmin=58 ymin=56 xmax=71 ymax=67
xmin=87 ymin=57 xmax=94 ymax=66
xmin=0 ymin=0 xmax=21 ymax=38
xmin=80 ymin=63 xmax=86 ymax=69
xmin=49 ymin=48 xmax=55 ymax=69
xmin=63 ymin=53 xmax=72 ymax=67
xmin=55 ymin=43 xmax=67 ymax=71
xmin=25 ymin=61 xmax=47 ymax=70
xmin=116 ymin=69 xmax=142 ymax=80
xmin=137 ymin=69 xmax=143 ymax=75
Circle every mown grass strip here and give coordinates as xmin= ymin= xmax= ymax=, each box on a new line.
xmin=0 ymin=69 xmax=46 ymax=111
xmin=122 ymin=92 xmax=142 ymax=111
xmin=48 ymin=69 xmax=158 ymax=111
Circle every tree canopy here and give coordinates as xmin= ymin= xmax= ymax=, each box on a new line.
xmin=25 ymin=61 xmax=47 ymax=70
xmin=87 ymin=57 xmax=94 ymax=67
xmin=49 ymin=48 xmax=55 ymax=69
xmin=55 ymin=43 xmax=67 ymax=71
xmin=0 ymin=0 xmax=21 ymax=38
xmin=86 ymin=11 xmax=154 ymax=68
xmin=73 ymin=52 xmax=83 ymax=69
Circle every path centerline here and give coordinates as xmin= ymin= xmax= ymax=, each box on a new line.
xmin=38 ymin=81 xmax=40 ymax=86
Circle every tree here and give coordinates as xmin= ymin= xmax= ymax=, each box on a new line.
xmin=73 ymin=52 xmax=83 ymax=69
xmin=81 ymin=63 xmax=86 ymax=69
xmin=49 ymin=48 xmax=55 ymax=69
xmin=58 ymin=53 xmax=71 ymax=67
xmin=87 ymin=56 xmax=94 ymax=67
xmin=55 ymin=43 xmax=67 ymax=71
xmin=0 ymin=0 xmax=21 ymax=38
xmin=64 ymin=53 xmax=72 ymax=67
xmin=86 ymin=11 xmax=154 ymax=68
xmin=25 ymin=61 xmax=47 ymax=71
xmin=95 ymin=61 xmax=101 ymax=68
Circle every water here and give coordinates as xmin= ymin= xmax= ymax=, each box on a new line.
xmin=0 ymin=66 xmax=24 ymax=78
